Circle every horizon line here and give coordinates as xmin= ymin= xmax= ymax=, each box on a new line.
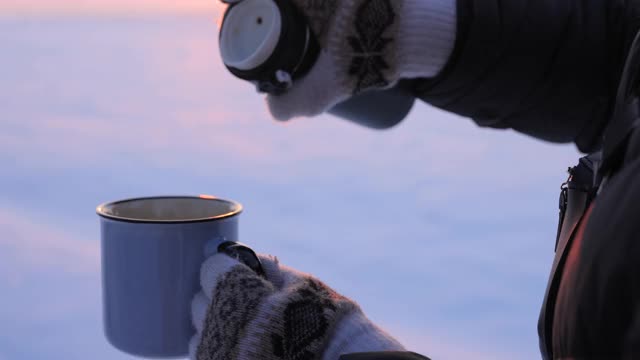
xmin=0 ymin=5 xmax=222 ymax=18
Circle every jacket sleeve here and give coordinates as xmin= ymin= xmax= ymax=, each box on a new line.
xmin=623 ymin=239 xmax=640 ymax=357
xmin=412 ymin=0 xmax=640 ymax=153
xmin=618 ymin=133 xmax=640 ymax=358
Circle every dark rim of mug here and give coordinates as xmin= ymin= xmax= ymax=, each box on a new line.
xmin=96 ymin=195 xmax=243 ymax=224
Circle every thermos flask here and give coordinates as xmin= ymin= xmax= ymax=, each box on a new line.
xmin=219 ymin=0 xmax=416 ymax=129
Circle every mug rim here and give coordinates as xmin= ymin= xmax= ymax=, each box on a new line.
xmin=96 ymin=195 xmax=243 ymax=224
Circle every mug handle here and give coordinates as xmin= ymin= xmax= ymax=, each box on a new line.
xmin=218 ymin=241 xmax=266 ymax=278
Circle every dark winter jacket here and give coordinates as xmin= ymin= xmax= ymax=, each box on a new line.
xmin=341 ymin=0 xmax=640 ymax=359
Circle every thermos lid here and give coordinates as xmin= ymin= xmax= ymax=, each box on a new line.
xmin=219 ymin=0 xmax=319 ymax=94
xmin=220 ymin=0 xmax=282 ymax=71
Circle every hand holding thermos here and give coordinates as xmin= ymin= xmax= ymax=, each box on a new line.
xmin=219 ymin=0 xmax=456 ymax=126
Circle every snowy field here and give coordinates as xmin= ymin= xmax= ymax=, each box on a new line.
xmin=0 ymin=15 xmax=582 ymax=359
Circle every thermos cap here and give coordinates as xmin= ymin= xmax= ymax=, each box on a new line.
xmin=220 ymin=0 xmax=282 ymax=71
xmin=219 ymin=0 xmax=319 ymax=94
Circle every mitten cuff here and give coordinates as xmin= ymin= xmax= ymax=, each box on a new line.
xmin=396 ymin=0 xmax=457 ymax=79
xmin=321 ymin=310 xmax=405 ymax=360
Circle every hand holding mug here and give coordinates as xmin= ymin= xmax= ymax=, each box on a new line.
xmin=190 ymin=253 xmax=406 ymax=360
xmin=97 ymin=196 xmax=245 ymax=358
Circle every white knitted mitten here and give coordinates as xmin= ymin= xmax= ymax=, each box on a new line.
xmin=221 ymin=0 xmax=457 ymax=121
xmin=190 ymin=253 xmax=404 ymax=359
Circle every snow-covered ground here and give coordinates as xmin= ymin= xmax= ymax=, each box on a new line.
xmin=0 ymin=16 xmax=581 ymax=360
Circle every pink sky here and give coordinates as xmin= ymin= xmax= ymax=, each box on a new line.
xmin=0 ymin=0 xmax=222 ymax=15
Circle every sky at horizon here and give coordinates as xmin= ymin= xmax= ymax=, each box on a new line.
xmin=0 ymin=0 xmax=222 ymax=16
xmin=0 ymin=14 xmax=583 ymax=360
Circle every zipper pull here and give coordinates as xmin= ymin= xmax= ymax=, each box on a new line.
xmin=555 ymin=167 xmax=573 ymax=252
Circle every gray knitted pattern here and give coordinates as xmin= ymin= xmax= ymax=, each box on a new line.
xmin=239 ymin=278 xmax=359 ymax=360
xmin=347 ymin=0 xmax=397 ymax=92
xmin=290 ymin=0 xmax=399 ymax=93
xmin=197 ymin=265 xmax=274 ymax=360
xmin=330 ymin=0 xmax=401 ymax=94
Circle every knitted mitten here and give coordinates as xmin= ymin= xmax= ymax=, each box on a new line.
xmin=190 ymin=253 xmax=404 ymax=359
xmin=221 ymin=0 xmax=457 ymax=121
